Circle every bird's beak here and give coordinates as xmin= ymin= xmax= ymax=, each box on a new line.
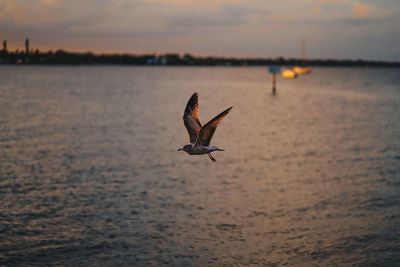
xmin=178 ymin=148 xmax=182 ymax=151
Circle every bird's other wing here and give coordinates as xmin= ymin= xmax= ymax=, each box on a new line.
xmin=183 ymin=92 xmax=202 ymax=143
xmin=195 ymin=106 xmax=232 ymax=147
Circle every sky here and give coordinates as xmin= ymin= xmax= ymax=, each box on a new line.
xmin=1 ymin=0 xmax=399 ymax=60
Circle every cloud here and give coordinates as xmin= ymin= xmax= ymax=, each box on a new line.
xmin=40 ymin=0 xmax=61 ymax=5
xmin=167 ymin=4 xmax=253 ymax=29
xmin=352 ymin=1 xmax=373 ymax=18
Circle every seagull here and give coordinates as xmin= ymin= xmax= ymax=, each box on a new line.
xmin=178 ymin=92 xmax=232 ymax=162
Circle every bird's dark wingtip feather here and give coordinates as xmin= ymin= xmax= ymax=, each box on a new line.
xmin=187 ymin=92 xmax=199 ymax=107
xmin=224 ymin=106 xmax=233 ymax=114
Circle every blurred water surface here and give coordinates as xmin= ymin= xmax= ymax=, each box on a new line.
xmin=0 ymin=66 xmax=400 ymax=266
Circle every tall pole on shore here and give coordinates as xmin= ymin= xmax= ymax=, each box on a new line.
xmin=25 ymin=38 xmax=30 ymax=63
xmin=25 ymin=38 xmax=30 ymax=55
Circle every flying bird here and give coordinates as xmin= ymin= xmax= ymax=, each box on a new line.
xmin=178 ymin=92 xmax=232 ymax=162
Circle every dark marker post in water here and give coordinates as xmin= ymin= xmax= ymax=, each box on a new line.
xmin=268 ymin=65 xmax=280 ymax=95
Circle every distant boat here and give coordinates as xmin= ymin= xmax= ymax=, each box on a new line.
xmin=281 ymin=68 xmax=298 ymax=79
xmin=292 ymin=66 xmax=312 ymax=75
xmin=289 ymin=37 xmax=312 ymax=76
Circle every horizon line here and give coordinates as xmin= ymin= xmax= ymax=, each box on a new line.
xmin=2 ymin=47 xmax=400 ymax=64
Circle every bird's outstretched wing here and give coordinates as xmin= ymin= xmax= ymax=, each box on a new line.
xmin=183 ymin=92 xmax=202 ymax=143
xmin=195 ymin=106 xmax=232 ymax=147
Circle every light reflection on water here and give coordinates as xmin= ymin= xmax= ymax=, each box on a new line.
xmin=0 ymin=66 xmax=400 ymax=266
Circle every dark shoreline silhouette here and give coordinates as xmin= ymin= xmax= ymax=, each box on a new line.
xmin=1 ymin=49 xmax=399 ymax=67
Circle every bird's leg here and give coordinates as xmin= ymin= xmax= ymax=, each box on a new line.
xmin=207 ymin=153 xmax=216 ymax=162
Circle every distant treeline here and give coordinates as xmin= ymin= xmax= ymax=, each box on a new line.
xmin=1 ymin=49 xmax=399 ymax=67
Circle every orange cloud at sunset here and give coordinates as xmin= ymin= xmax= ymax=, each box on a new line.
xmin=352 ymin=1 xmax=373 ymax=18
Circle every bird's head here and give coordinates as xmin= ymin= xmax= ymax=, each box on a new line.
xmin=178 ymin=144 xmax=192 ymax=152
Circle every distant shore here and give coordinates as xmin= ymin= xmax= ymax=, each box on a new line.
xmin=1 ymin=49 xmax=399 ymax=67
